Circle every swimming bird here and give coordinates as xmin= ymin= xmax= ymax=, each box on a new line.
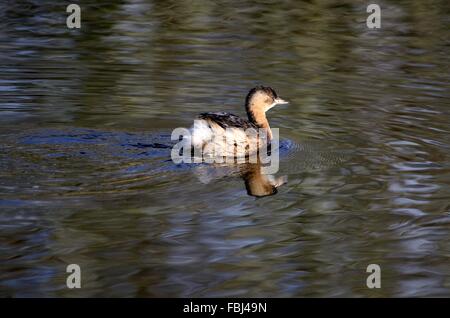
xmin=190 ymin=86 xmax=288 ymax=158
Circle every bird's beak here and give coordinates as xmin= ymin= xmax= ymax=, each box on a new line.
xmin=267 ymin=97 xmax=289 ymax=111
xmin=275 ymin=98 xmax=289 ymax=105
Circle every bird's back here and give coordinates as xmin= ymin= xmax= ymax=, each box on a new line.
xmin=198 ymin=112 xmax=257 ymax=130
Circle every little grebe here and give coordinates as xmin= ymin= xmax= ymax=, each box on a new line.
xmin=190 ymin=86 xmax=288 ymax=158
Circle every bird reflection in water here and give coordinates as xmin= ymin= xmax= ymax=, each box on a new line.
xmin=241 ymin=162 xmax=287 ymax=197
xmin=193 ymin=159 xmax=287 ymax=197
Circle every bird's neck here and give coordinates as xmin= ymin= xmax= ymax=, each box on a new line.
xmin=246 ymin=105 xmax=273 ymax=141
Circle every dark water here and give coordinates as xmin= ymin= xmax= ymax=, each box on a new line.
xmin=1 ymin=0 xmax=449 ymax=297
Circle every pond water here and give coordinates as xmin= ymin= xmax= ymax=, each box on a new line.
xmin=0 ymin=0 xmax=449 ymax=297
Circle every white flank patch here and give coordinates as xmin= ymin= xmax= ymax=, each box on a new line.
xmin=190 ymin=119 xmax=213 ymax=147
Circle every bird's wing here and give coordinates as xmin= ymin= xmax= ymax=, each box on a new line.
xmin=198 ymin=112 xmax=256 ymax=129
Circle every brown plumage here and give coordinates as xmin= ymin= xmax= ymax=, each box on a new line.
xmin=190 ymin=86 xmax=288 ymax=157
xmin=198 ymin=112 xmax=257 ymax=130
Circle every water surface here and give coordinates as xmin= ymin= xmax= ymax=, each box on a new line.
xmin=1 ymin=0 xmax=449 ymax=297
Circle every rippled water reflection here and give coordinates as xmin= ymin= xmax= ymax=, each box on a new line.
xmin=0 ymin=0 xmax=449 ymax=297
